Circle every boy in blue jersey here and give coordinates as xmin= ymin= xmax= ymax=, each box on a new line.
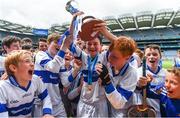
xmin=0 ymin=50 xmax=53 ymax=118
xmin=139 ymin=67 xmax=180 ymax=117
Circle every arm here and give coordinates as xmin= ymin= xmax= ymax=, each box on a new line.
xmin=96 ymin=64 xmax=138 ymax=109
xmin=93 ymin=20 xmax=118 ymax=42
xmin=35 ymin=50 xmax=66 ymax=73
xmin=60 ymin=59 xmax=82 ymax=87
xmin=36 ymin=78 xmax=52 ymax=116
xmin=0 ymin=88 xmax=8 ymax=117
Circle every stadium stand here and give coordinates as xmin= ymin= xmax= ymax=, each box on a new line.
xmin=0 ymin=8 xmax=180 ymax=59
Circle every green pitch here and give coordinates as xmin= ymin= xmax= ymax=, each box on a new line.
xmin=162 ymin=59 xmax=174 ymax=69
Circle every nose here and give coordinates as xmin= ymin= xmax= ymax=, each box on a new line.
xmin=165 ymin=81 xmax=170 ymax=89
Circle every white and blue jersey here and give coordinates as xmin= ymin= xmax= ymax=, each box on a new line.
xmin=104 ymin=62 xmax=138 ymax=117
xmin=135 ymin=65 xmax=167 ymax=117
xmin=34 ymin=50 xmax=71 ymax=117
xmin=174 ymin=57 xmax=180 ymax=68
xmin=70 ymin=43 xmax=109 ymax=117
xmin=146 ymin=85 xmax=180 ymax=117
xmin=0 ymin=56 xmax=5 ymax=77
xmin=129 ymin=53 xmax=139 ymax=69
xmin=0 ymin=75 xmax=52 ymax=117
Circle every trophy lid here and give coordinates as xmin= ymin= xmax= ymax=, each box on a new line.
xmin=79 ymin=16 xmax=103 ymax=41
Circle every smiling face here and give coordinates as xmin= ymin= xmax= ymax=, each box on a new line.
xmin=165 ymin=70 xmax=180 ymax=99
xmin=145 ymin=48 xmax=161 ymax=69
xmin=48 ymin=41 xmax=60 ymax=57
xmin=86 ymin=38 xmax=101 ymax=58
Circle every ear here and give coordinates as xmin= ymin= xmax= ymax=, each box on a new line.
xmin=9 ymin=64 xmax=17 ymax=73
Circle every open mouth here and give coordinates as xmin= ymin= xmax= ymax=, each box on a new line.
xmin=149 ymin=60 xmax=155 ymax=63
xmin=56 ymin=48 xmax=59 ymax=51
xmin=28 ymin=70 xmax=34 ymax=75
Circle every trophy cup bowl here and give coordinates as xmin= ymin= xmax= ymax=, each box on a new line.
xmin=79 ymin=16 xmax=104 ymax=41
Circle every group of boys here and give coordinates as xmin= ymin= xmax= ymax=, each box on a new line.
xmin=0 ymin=12 xmax=179 ymax=117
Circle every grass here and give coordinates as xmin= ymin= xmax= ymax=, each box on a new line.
xmin=162 ymin=59 xmax=174 ymax=69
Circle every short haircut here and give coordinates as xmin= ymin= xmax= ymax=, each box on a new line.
xmin=21 ymin=37 xmax=32 ymax=45
xmin=109 ymin=36 xmax=137 ymax=57
xmin=5 ymin=50 xmax=32 ymax=76
xmin=2 ymin=36 xmax=21 ymax=48
xmin=38 ymin=38 xmax=47 ymax=43
xmin=47 ymin=33 xmax=61 ymax=44
xmin=167 ymin=67 xmax=180 ymax=78
xmin=135 ymin=48 xmax=144 ymax=60
xmin=144 ymin=44 xmax=162 ymax=58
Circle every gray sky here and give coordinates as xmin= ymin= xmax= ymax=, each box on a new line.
xmin=0 ymin=0 xmax=180 ymax=29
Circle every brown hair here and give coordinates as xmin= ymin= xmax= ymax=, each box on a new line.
xmin=109 ymin=36 xmax=137 ymax=57
xmin=47 ymin=33 xmax=61 ymax=44
xmin=135 ymin=48 xmax=144 ymax=60
xmin=144 ymin=44 xmax=162 ymax=58
xmin=5 ymin=50 xmax=31 ymax=76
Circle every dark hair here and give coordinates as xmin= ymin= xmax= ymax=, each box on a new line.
xmin=144 ymin=44 xmax=162 ymax=58
xmin=22 ymin=45 xmax=32 ymax=50
xmin=21 ymin=37 xmax=32 ymax=44
xmin=38 ymin=38 xmax=47 ymax=43
xmin=2 ymin=36 xmax=21 ymax=48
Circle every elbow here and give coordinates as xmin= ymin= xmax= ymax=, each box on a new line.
xmin=111 ymin=102 xmax=126 ymax=109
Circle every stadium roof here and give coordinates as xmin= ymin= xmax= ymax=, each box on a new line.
xmin=1 ymin=9 xmax=180 ymax=35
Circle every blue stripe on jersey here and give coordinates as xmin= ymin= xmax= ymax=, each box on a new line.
xmin=105 ymin=82 xmax=115 ymax=94
xmin=0 ymin=103 xmax=7 ymax=112
xmin=38 ymin=89 xmax=48 ymax=100
xmin=129 ymin=56 xmax=135 ymax=62
xmin=68 ymin=74 xmax=74 ymax=82
xmin=83 ymin=76 xmax=99 ymax=83
xmin=9 ymin=76 xmax=31 ymax=91
xmin=40 ymin=59 xmax=51 ymax=67
xmin=43 ymin=108 xmax=52 ymax=115
xmin=34 ymin=70 xmax=60 ymax=84
xmin=147 ymin=65 xmax=161 ymax=75
xmin=57 ymin=50 xmax=65 ymax=58
xmin=69 ymin=43 xmax=77 ymax=54
xmin=59 ymin=68 xmax=67 ymax=72
xmin=112 ymin=63 xmax=129 ymax=76
xmin=116 ymin=85 xmax=133 ymax=100
xmin=8 ymin=99 xmax=34 ymax=116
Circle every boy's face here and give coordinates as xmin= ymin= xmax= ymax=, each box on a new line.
xmin=145 ymin=48 xmax=161 ymax=68
xmin=5 ymin=42 xmax=21 ymax=54
xmin=12 ymin=53 xmax=34 ymax=82
xmin=48 ymin=41 xmax=60 ymax=57
xmin=65 ymin=49 xmax=73 ymax=63
xmin=39 ymin=41 xmax=48 ymax=51
xmin=108 ymin=49 xmax=130 ymax=70
xmin=165 ymin=72 xmax=180 ymax=99
xmin=86 ymin=38 xmax=101 ymax=57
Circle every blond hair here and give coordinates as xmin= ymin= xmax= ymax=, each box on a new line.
xmin=168 ymin=67 xmax=180 ymax=78
xmin=5 ymin=50 xmax=32 ymax=76
xmin=109 ymin=36 xmax=137 ymax=57
xmin=47 ymin=33 xmax=61 ymax=44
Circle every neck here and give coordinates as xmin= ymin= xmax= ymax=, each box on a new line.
xmin=14 ymin=76 xmax=29 ymax=88
xmin=149 ymin=65 xmax=158 ymax=73
xmin=47 ymin=50 xmax=55 ymax=57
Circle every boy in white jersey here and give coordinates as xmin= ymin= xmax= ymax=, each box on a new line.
xmin=96 ymin=36 xmax=138 ymax=117
xmin=0 ymin=36 xmax=21 ymax=78
xmin=174 ymin=50 xmax=180 ymax=68
xmin=0 ymin=50 xmax=53 ymax=117
xmin=136 ymin=44 xmax=167 ymax=117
